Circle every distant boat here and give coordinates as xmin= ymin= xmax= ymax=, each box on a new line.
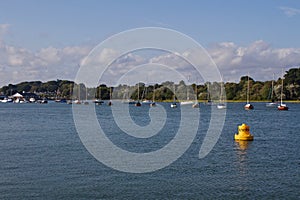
xmin=217 ymin=80 xmax=226 ymax=109
xmin=180 ymin=76 xmax=194 ymax=106
xmin=205 ymin=83 xmax=214 ymax=105
xmin=93 ymin=99 xmax=104 ymax=105
xmin=94 ymin=85 xmax=104 ymax=105
xmin=135 ymin=83 xmax=142 ymax=107
xmin=108 ymin=87 xmax=112 ymax=106
xmin=171 ymin=102 xmax=177 ymax=108
xmin=244 ymin=74 xmax=254 ymax=110
xmin=192 ymin=103 xmax=199 ymax=108
xmin=40 ymin=98 xmax=48 ymax=104
xmin=278 ymin=70 xmax=288 ymax=111
xmin=0 ymin=97 xmax=12 ymax=103
xmin=135 ymin=101 xmax=141 ymax=107
xmin=122 ymin=86 xmax=136 ymax=104
xmin=171 ymin=84 xmax=177 ymax=108
xmin=74 ymin=84 xmax=81 ymax=104
xmin=266 ymin=74 xmax=277 ymax=107
xmin=180 ymin=101 xmax=194 ymax=105
xmin=192 ymin=82 xmax=199 ymax=108
xmin=73 ymin=99 xmax=81 ymax=104
xmin=84 ymin=86 xmax=89 ymax=105
xmin=150 ymin=85 xmax=156 ymax=107
xmin=29 ymin=97 xmax=36 ymax=103
xmin=142 ymin=99 xmax=152 ymax=104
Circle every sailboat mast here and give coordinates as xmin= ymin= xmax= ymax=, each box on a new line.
xmin=152 ymin=85 xmax=155 ymax=102
xmin=173 ymin=84 xmax=176 ymax=102
xmin=281 ymin=75 xmax=284 ymax=105
xmin=78 ymin=84 xmax=80 ymax=101
xmin=86 ymin=86 xmax=88 ymax=101
xmin=271 ymin=73 xmax=275 ymax=100
xmin=247 ymin=75 xmax=250 ymax=104
xmin=137 ymin=83 xmax=139 ymax=101
xmin=187 ymin=75 xmax=190 ymax=101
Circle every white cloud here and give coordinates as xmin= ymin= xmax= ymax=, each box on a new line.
xmin=1 ymin=39 xmax=300 ymax=87
xmin=0 ymin=41 xmax=92 ymax=86
xmin=280 ymin=6 xmax=300 ymax=17
xmin=0 ymin=24 xmax=10 ymax=40
xmin=208 ymin=40 xmax=300 ymax=82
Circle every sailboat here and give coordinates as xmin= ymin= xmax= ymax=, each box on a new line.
xmin=278 ymin=71 xmax=288 ymax=111
xmin=217 ymin=81 xmax=226 ymax=109
xmin=244 ymin=75 xmax=254 ymax=110
xmin=181 ymin=77 xmax=194 ymax=106
xmin=94 ymin=85 xmax=104 ymax=105
xmin=142 ymin=85 xmax=152 ymax=105
xmin=135 ymin=83 xmax=141 ymax=107
xmin=108 ymin=87 xmax=112 ymax=106
xmin=266 ymin=74 xmax=277 ymax=107
xmin=67 ymin=83 xmax=73 ymax=104
xmin=192 ymin=83 xmax=199 ymax=108
xmin=84 ymin=86 xmax=89 ymax=105
xmin=73 ymin=84 xmax=82 ymax=104
xmin=150 ymin=85 xmax=156 ymax=107
xmin=205 ymin=83 xmax=213 ymax=105
xmin=170 ymin=84 xmax=177 ymax=108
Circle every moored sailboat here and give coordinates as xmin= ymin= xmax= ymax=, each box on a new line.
xmin=150 ymin=85 xmax=156 ymax=107
xmin=180 ymin=77 xmax=194 ymax=106
xmin=135 ymin=83 xmax=141 ymax=107
xmin=170 ymin=84 xmax=177 ymax=108
xmin=266 ymin=74 xmax=277 ymax=107
xmin=244 ymin=74 xmax=254 ymax=110
xmin=278 ymin=71 xmax=288 ymax=111
xmin=217 ymin=80 xmax=226 ymax=109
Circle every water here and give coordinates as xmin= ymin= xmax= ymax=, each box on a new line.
xmin=0 ymin=102 xmax=299 ymax=199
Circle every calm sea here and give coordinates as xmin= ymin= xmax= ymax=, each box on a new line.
xmin=0 ymin=102 xmax=299 ymax=199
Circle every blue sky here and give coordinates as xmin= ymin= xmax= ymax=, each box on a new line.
xmin=1 ymin=0 xmax=300 ymax=86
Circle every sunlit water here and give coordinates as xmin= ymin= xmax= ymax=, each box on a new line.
xmin=0 ymin=102 xmax=299 ymax=199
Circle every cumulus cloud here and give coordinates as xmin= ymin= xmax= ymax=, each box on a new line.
xmin=208 ymin=40 xmax=300 ymax=82
xmin=280 ymin=6 xmax=300 ymax=17
xmin=1 ymin=38 xmax=300 ymax=87
xmin=0 ymin=41 xmax=92 ymax=86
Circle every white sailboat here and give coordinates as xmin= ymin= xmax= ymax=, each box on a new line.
xmin=205 ymin=83 xmax=214 ymax=105
xmin=73 ymin=84 xmax=81 ymax=104
xmin=150 ymin=85 xmax=156 ymax=107
xmin=94 ymin=85 xmax=104 ymax=105
xmin=84 ymin=86 xmax=89 ymax=105
xmin=278 ymin=71 xmax=288 ymax=111
xmin=266 ymin=73 xmax=277 ymax=107
xmin=171 ymin=84 xmax=177 ymax=108
xmin=217 ymin=81 xmax=226 ymax=109
xmin=244 ymin=74 xmax=254 ymax=110
xmin=181 ymin=77 xmax=194 ymax=106
xmin=192 ymin=83 xmax=199 ymax=108
xmin=135 ymin=83 xmax=141 ymax=107
xmin=108 ymin=87 xmax=112 ymax=106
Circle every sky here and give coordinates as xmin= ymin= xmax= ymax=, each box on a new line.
xmin=1 ymin=0 xmax=300 ymax=86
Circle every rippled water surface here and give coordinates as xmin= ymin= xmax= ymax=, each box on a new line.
xmin=0 ymin=102 xmax=299 ymax=199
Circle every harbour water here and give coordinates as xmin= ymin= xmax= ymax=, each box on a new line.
xmin=0 ymin=102 xmax=299 ymax=199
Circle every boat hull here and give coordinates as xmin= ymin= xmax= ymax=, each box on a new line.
xmin=278 ymin=105 xmax=288 ymax=110
xmin=217 ymin=104 xmax=226 ymax=109
xmin=266 ymin=102 xmax=277 ymax=107
xmin=180 ymin=101 xmax=194 ymax=105
xmin=170 ymin=103 xmax=177 ymax=108
xmin=244 ymin=103 xmax=254 ymax=110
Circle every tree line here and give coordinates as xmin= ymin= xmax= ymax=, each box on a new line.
xmin=1 ymin=67 xmax=300 ymax=101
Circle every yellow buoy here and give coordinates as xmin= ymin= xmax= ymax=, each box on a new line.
xmin=234 ymin=123 xmax=254 ymax=141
